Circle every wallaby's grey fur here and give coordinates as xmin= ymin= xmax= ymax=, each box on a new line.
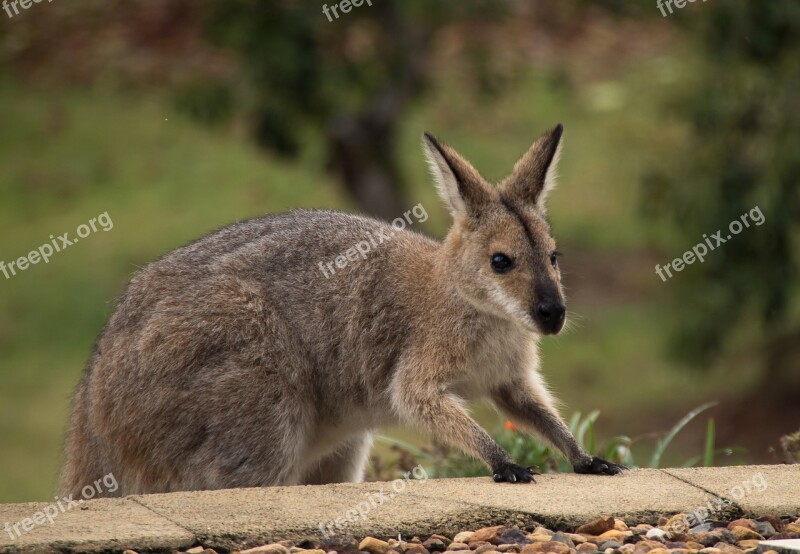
xmin=62 ymin=124 xmax=625 ymax=497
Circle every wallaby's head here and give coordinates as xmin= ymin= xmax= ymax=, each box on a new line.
xmin=423 ymin=125 xmax=566 ymax=335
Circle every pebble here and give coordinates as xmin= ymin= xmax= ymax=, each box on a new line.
xmin=497 ymin=545 xmax=521 ymax=553
xmin=447 ymin=543 xmax=469 ymax=551
xmin=550 ymin=532 xmax=575 ymax=548
xmin=713 ymin=543 xmax=744 ymax=554
xmin=472 ymin=526 xmax=506 ymax=545
xmin=241 ymin=546 xmax=290 ymax=554
xmin=565 ymin=533 xmax=587 ymax=544
xmin=598 ymin=530 xmax=626 ymax=542
xmin=726 ymin=520 xmax=757 ymax=532
xmin=708 ymin=529 xmax=735 ymax=544
xmin=499 ymin=528 xmax=531 ymax=546
xmin=645 ymin=529 xmax=667 ymax=541
xmin=359 ymin=538 xmax=391 ymax=554
xmin=422 ymin=538 xmax=447 ymax=552
xmin=771 ymin=532 xmax=800 ymax=540
xmin=474 ymin=545 xmax=496 ymax=554
xmin=577 ymin=544 xmax=599 ymax=554
xmin=690 ymin=523 xmax=715 ymax=534
xmin=663 ymin=515 xmax=691 ymax=535
xmin=577 ymin=517 xmax=616 ymax=536
xmin=754 ymin=521 xmax=776 ymax=538
xmin=633 ymin=541 xmax=663 ymax=554
xmin=599 ymin=540 xmax=622 ymax=550
xmin=404 ymin=546 xmax=430 ymax=554
xmin=522 ymin=541 xmax=571 ymax=554
xmin=729 ymin=527 xmax=763 ymax=541
xmin=453 ymin=533 xmax=474 ymax=544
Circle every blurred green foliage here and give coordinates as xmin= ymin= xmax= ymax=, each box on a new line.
xmin=179 ymin=1 xmax=514 ymax=219
xmin=643 ymin=2 xmax=800 ymax=392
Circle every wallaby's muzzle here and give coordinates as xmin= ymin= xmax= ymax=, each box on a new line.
xmin=533 ymin=298 xmax=566 ymax=334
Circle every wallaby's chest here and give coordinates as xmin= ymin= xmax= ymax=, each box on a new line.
xmin=451 ymin=323 xmax=538 ymax=401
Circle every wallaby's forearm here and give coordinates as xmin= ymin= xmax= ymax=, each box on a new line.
xmin=492 ymin=383 xmax=590 ymax=467
xmin=393 ymin=385 xmax=511 ymax=470
xmin=492 ymin=383 xmax=627 ymax=475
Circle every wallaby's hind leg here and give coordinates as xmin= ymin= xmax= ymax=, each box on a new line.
xmin=301 ymin=433 xmax=372 ymax=485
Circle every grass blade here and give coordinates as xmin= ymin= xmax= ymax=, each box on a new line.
xmin=375 ymin=434 xmax=429 ymax=460
xmin=704 ymin=418 xmax=716 ymax=467
xmin=568 ymin=412 xmax=582 ymax=434
xmin=576 ymin=410 xmax=600 ymax=451
xmin=649 ymin=401 xmax=718 ymax=468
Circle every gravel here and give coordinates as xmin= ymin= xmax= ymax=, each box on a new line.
xmin=123 ymin=515 xmax=800 ymax=554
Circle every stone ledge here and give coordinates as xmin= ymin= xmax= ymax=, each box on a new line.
xmin=0 ymin=498 xmax=194 ymax=554
xmin=0 ymin=465 xmax=797 ymax=553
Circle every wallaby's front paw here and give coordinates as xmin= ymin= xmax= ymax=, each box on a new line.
xmin=492 ymin=463 xmax=538 ymax=483
xmin=574 ymin=456 xmax=627 ymax=475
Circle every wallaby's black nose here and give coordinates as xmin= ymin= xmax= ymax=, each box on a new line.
xmin=534 ymin=301 xmax=566 ymax=334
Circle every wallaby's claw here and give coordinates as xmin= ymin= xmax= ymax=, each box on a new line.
xmin=574 ymin=456 xmax=628 ymax=476
xmin=492 ymin=462 xmax=537 ymax=483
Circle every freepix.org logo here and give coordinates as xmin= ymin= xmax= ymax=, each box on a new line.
xmin=4 ymin=473 xmax=118 ymax=541
xmin=0 ymin=211 xmax=113 ymax=282
xmin=2 ymin=0 xmax=56 ymax=20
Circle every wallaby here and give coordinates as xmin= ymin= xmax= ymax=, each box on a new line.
xmin=61 ymin=124 xmax=625 ymax=497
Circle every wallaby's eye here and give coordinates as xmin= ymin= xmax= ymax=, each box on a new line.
xmin=550 ymin=251 xmax=561 ymax=268
xmin=490 ymin=253 xmax=514 ymax=274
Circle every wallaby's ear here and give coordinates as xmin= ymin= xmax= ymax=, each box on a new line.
xmin=501 ymin=124 xmax=564 ymax=210
xmin=423 ymin=132 xmax=491 ymax=220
